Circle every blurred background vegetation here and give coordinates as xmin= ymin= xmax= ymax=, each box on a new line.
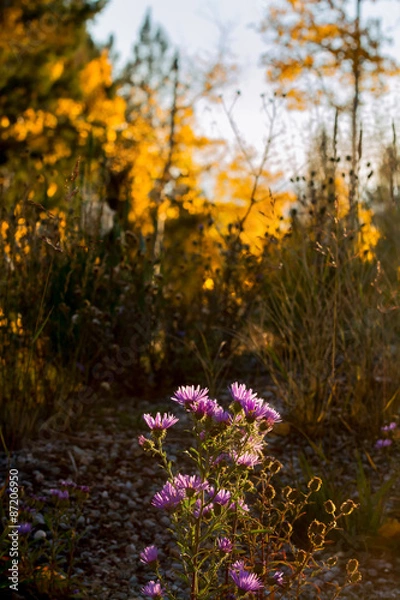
xmin=1 ymin=0 xmax=400 ymax=449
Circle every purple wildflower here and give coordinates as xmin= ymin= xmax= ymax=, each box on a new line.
xmin=172 ymin=385 xmax=209 ymax=407
xmin=381 ymin=422 xmax=397 ymax=432
xmin=229 ymin=564 xmax=264 ymax=592
xmin=262 ymin=405 xmax=281 ymax=426
xmin=140 ymin=545 xmax=159 ymax=565
xmin=273 ymin=570 xmax=284 ymax=586
xmin=59 ymin=479 xmax=76 ymax=488
xmin=173 ymin=474 xmax=209 ymax=495
xmin=229 ymin=498 xmax=250 ymax=512
xmin=217 ymin=537 xmax=233 ymax=553
xmin=151 ymin=481 xmax=184 ymax=510
xmin=375 ymin=439 xmax=392 ymax=448
xmin=78 ymin=485 xmax=90 ymax=493
xmin=231 ymin=450 xmax=261 ymax=468
xmin=141 ymin=580 xmax=165 ymax=598
xmin=18 ymin=523 xmax=32 ymax=535
xmin=241 ymin=397 xmax=270 ymax=420
xmin=230 ymin=382 xmax=259 ymax=404
xmin=49 ymin=489 xmax=69 ymax=500
xmin=211 ymin=453 xmax=229 ymax=467
xmin=143 ymin=412 xmax=179 ymax=431
xmin=213 ymin=488 xmax=231 ymax=505
xmin=193 ymin=498 xmax=214 ymax=518
xmin=245 ymin=436 xmax=264 ymax=453
xmin=191 ymin=397 xmax=221 ymax=419
xmin=229 ymin=382 xmax=281 ymax=424
xmin=206 ymin=399 xmax=225 ymax=417
xmin=213 ymin=406 xmax=231 ymax=423
xmin=241 ymin=397 xmax=280 ymax=424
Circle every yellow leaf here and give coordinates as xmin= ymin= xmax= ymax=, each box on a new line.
xmin=49 ymin=60 xmax=64 ymax=82
xmin=47 ymin=182 xmax=58 ymax=198
xmin=378 ymin=518 xmax=400 ymax=540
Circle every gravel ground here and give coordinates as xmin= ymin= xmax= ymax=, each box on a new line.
xmin=1 ymin=383 xmax=399 ymax=599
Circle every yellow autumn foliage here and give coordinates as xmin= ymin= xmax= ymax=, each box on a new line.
xmin=213 ymin=150 xmax=295 ymax=252
xmin=80 ymin=50 xmax=113 ymax=96
xmin=260 ymin=0 xmax=399 ymax=110
xmin=358 ymin=207 xmax=380 ymax=261
xmin=49 ymin=59 xmax=65 ymax=82
xmin=377 ymin=518 xmax=400 ymax=540
xmin=56 ymin=98 xmax=83 ymax=119
xmin=10 ymin=109 xmax=57 ymax=141
xmin=0 ymin=8 xmax=25 ymax=54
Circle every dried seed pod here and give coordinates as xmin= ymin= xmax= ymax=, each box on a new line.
xmin=346 ymin=559 xmax=359 ymax=575
xmin=324 ymin=500 xmax=336 ymax=514
xmin=308 ymin=476 xmax=322 ymax=493
xmin=340 ymin=499 xmax=358 ymax=516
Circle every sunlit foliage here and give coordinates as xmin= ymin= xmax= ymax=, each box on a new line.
xmin=258 ymin=0 xmax=399 ymax=111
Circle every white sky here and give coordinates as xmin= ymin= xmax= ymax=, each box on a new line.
xmin=90 ymin=0 xmax=270 ymax=149
xmin=90 ymin=0 xmax=265 ymax=67
xmin=90 ymin=0 xmax=400 ymax=180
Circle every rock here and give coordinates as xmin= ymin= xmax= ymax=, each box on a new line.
xmin=142 ymin=518 xmax=156 ymax=529
xmin=34 ymin=529 xmax=46 ymax=540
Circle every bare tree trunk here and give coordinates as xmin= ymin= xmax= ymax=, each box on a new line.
xmin=349 ymin=0 xmax=362 ymax=228
xmin=389 ymin=122 xmax=398 ymax=206
xmin=152 ymin=53 xmax=180 ymax=266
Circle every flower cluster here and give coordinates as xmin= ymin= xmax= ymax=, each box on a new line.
xmin=143 ymin=412 xmax=179 ymax=431
xmin=151 ymin=481 xmax=185 ymax=510
xmin=230 ymin=382 xmax=281 ymax=427
xmin=13 ymin=479 xmax=90 ymax=599
xmin=172 ymin=385 xmax=209 ymax=407
xmin=137 ymin=382 xmax=359 ymax=599
xmin=229 ymin=560 xmax=264 ymax=592
xmin=141 ymin=580 xmax=164 ymax=599
xmin=18 ymin=522 xmax=32 ymax=535
xmin=49 ymin=488 xmax=70 ymax=500
xmin=375 ymin=421 xmax=397 ymax=449
xmin=48 ymin=480 xmax=90 ymax=501
xmin=217 ymin=536 xmax=233 ymax=553
xmin=140 ymin=545 xmax=158 ymax=565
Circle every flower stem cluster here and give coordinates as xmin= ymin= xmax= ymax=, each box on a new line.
xmin=375 ymin=421 xmax=397 ymax=449
xmin=4 ymin=479 xmax=90 ymax=598
xmin=138 ymin=382 xmax=361 ymax=599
